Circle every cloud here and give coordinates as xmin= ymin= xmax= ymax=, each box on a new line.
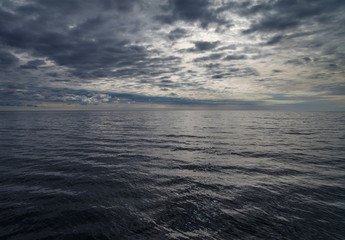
xmin=62 ymin=93 xmax=112 ymax=105
xmin=266 ymin=35 xmax=285 ymax=45
xmin=0 ymin=0 xmax=344 ymax=110
xmin=19 ymin=60 xmax=46 ymax=69
xmin=211 ymin=67 xmax=259 ymax=79
xmin=188 ymin=41 xmax=220 ymax=52
xmin=242 ymin=16 xmax=299 ymax=34
xmin=0 ymin=50 xmax=19 ymax=69
xmin=157 ymin=0 xmax=227 ymax=28
xmin=0 ymin=85 xmax=262 ymax=108
xmin=284 ymin=57 xmax=315 ymax=65
xmin=193 ymin=53 xmax=223 ymax=62
xmin=239 ymin=0 xmax=345 ymax=34
xmin=312 ymin=82 xmax=345 ymax=95
xmin=0 ymin=87 xmax=115 ymax=106
xmin=168 ymin=28 xmax=188 ymax=40
xmin=284 ymin=59 xmax=304 ymax=65
xmin=223 ymin=54 xmax=247 ymax=61
xmin=0 ymin=0 xmax=158 ymax=79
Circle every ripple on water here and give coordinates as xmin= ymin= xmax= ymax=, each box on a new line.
xmin=1 ymin=111 xmax=345 ymax=239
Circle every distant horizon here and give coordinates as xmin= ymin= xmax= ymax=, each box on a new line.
xmin=1 ymin=103 xmax=344 ymax=112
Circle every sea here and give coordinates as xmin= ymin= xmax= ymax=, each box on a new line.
xmin=0 ymin=110 xmax=345 ymax=240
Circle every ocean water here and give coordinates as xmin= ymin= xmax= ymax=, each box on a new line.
xmin=0 ymin=110 xmax=345 ymax=240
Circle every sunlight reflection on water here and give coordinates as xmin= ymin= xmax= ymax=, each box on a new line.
xmin=1 ymin=111 xmax=345 ymax=239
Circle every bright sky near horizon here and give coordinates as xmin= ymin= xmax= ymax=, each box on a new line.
xmin=1 ymin=0 xmax=345 ymax=110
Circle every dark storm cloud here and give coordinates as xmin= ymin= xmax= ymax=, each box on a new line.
xmin=14 ymin=0 xmax=137 ymax=15
xmin=284 ymin=59 xmax=304 ymax=65
xmin=46 ymin=72 xmax=59 ymax=78
xmin=157 ymin=0 xmax=227 ymax=28
xmin=187 ymin=41 xmax=220 ymax=52
xmin=0 ymin=0 xmax=193 ymax=109
xmin=0 ymin=0 xmax=175 ymax=80
xmin=266 ymin=35 xmax=285 ymax=45
xmin=168 ymin=28 xmax=188 ymax=40
xmin=326 ymin=63 xmax=339 ymax=70
xmin=242 ymin=16 xmax=299 ymax=34
xmin=238 ymin=0 xmax=345 ymax=34
xmin=0 ymin=50 xmax=18 ymax=68
xmin=223 ymin=55 xmax=247 ymax=61
xmin=50 ymin=79 xmax=71 ymax=83
xmin=19 ymin=60 xmax=46 ymax=70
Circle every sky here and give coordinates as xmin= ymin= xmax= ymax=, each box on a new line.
xmin=0 ymin=0 xmax=345 ymax=110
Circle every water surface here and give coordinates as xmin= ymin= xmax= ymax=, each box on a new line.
xmin=1 ymin=111 xmax=345 ymax=239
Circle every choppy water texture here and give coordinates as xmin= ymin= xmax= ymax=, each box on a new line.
xmin=1 ymin=111 xmax=345 ymax=240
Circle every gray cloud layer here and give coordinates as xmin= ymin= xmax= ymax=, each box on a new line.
xmin=0 ymin=0 xmax=344 ymax=110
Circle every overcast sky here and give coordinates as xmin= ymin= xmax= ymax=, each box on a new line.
xmin=1 ymin=0 xmax=344 ymax=110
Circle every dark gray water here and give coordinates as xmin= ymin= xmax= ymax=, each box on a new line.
xmin=1 ymin=111 xmax=345 ymax=240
